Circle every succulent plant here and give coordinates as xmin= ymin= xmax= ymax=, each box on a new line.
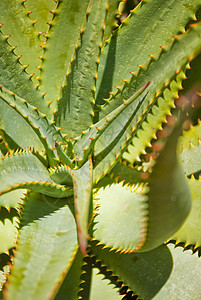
xmin=0 ymin=0 xmax=201 ymax=299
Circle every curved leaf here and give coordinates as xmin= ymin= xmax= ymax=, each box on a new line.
xmin=55 ymin=0 xmax=109 ymax=137
xmin=39 ymin=0 xmax=90 ymax=105
xmin=7 ymin=192 xmax=78 ymax=300
xmin=90 ymin=241 xmax=173 ymax=300
xmin=96 ymin=0 xmax=201 ymax=105
xmin=170 ymin=177 xmax=201 ymax=248
xmin=0 ymin=150 xmax=73 ymax=198
xmin=90 ymin=268 xmax=121 ymax=300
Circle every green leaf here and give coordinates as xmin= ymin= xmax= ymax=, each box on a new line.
xmin=70 ymin=158 xmax=93 ymax=255
xmin=123 ymin=75 xmax=181 ymax=163
xmin=96 ymin=0 xmax=201 ymax=105
xmin=170 ymin=177 xmax=201 ymax=248
xmin=90 ymin=268 xmax=121 ymax=300
xmin=0 ymin=1 xmax=42 ymax=84
xmin=7 ymin=192 xmax=78 ymax=300
xmin=73 ymin=82 xmax=150 ymax=171
xmin=55 ymin=0 xmax=109 ymax=137
xmin=91 ymin=241 xmax=201 ymax=300
xmin=24 ymin=0 xmax=56 ymax=34
xmin=94 ymin=115 xmax=191 ymax=252
xmin=0 ymin=150 xmax=73 ymax=198
xmin=54 ymin=249 xmax=84 ymax=300
xmin=90 ymin=241 xmax=173 ymax=300
xmin=103 ymin=1 xmax=120 ymax=42
xmin=0 ymin=208 xmax=19 ymax=254
xmin=0 ymin=85 xmax=68 ymax=166
xmin=0 ymin=27 xmax=49 ymax=115
xmin=0 ymin=190 xmax=25 ymax=209
xmin=179 ymin=143 xmax=201 ymax=176
xmin=93 ymin=182 xmax=148 ymax=252
xmin=39 ymin=0 xmax=90 ymax=106
xmin=177 ymin=120 xmax=201 ymax=150
xmin=141 ymin=120 xmax=191 ymax=252
xmin=152 ymin=244 xmax=201 ymax=299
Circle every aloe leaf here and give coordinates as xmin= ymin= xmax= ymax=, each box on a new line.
xmin=55 ymin=0 xmax=109 ymax=137
xmin=103 ymin=1 xmax=120 ymax=42
xmin=179 ymin=143 xmax=201 ymax=176
xmin=177 ymin=120 xmax=201 ymax=150
xmin=152 ymin=244 xmax=201 ymax=299
xmin=170 ymin=177 xmax=201 ymax=248
xmin=0 ymin=190 xmax=25 ymax=209
xmin=90 ymin=241 xmax=173 ymax=300
xmin=93 ymin=182 xmax=148 ymax=251
xmin=0 ymin=27 xmax=49 ymax=114
xmin=93 ymin=22 xmax=201 ymax=182
xmin=178 ymin=121 xmax=201 ymax=176
xmin=140 ymin=120 xmax=191 ymax=252
xmin=0 ymin=1 xmax=42 ymax=83
xmin=96 ymin=0 xmax=201 ymax=105
xmin=0 ymin=150 xmax=73 ymax=198
xmin=99 ymin=21 xmax=201 ymax=119
xmin=39 ymin=0 xmax=90 ymax=105
xmin=91 ymin=241 xmax=201 ymax=300
xmin=0 ymin=208 xmax=19 ymax=254
xmin=0 ymin=85 xmax=69 ymax=166
xmin=90 ymin=268 xmax=121 ymax=300
xmin=54 ymin=249 xmax=84 ymax=300
xmin=24 ymin=0 xmax=56 ymax=34
xmin=70 ymin=158 xmax=93 ymax=255
xmin=6 ymin=192 xmax=78 ymax=300
xmin=94 ymin=114 xmax=191 ymax=252
xmin=123 ymin=73 xmax=182 ymax=163
xmin=73 ymin=82 xmax=150 ymax=170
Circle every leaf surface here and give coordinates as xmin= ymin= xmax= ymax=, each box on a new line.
xmin=7 ymin=192 xmax=78 ymax=300
xmin=70 ymin=159 xmax=93 ymax=255
xmin=170 ymin=177 xmax=201 ymax=248
xmin=55 ymin=0 xmax=109 ymax=137
xmin=39 ymin=0 xmax=90 ymax=105
xmin=96 ymin=0 xmax=201 ymax=105
xmin=0 ymin=150 xmax=73 ymax=198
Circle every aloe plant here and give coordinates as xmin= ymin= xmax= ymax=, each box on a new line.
xmin=0 ymin=0 xmax=201 ymax=299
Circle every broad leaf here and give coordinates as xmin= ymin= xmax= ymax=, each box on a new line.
xmin=7 ymin=192 xmax=78 ymax=300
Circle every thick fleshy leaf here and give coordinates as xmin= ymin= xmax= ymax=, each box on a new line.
xmin=0 ymin=85 xmax=68 ymax=166
xmin=91 ymin=241 xmax=201 ymax=300
xmin=0 ymin=1 xmax=42 ymax=84
xmin=170 ymin=177 xmax=201 ymax=248
xmin=152 ymin=244 xmax=201 ymax=299
xmin=96 ymin=0 xmax=201 ymax=105
xmin=123 ymin=76 xmax=180 ymax=163
xmin=93 ymin=22 xmax=201 ymax=182
xmin=73 ymin=82 xmax=150 ymax=171
xmin=103 ymin=1 xmax=120 ymax=42
xmin=54 ymin=249 xmax=84 ymax=300
xmin=93 ymin=183 xmax=148 ymax=252
xmin=0 ymin=208 xmax=19 ymax=254
xmin=0 ymin=150 xmax=73 ymax=198
xmin=94 ymin=116 xmax=191 ymax=252
xmin=70 ymin=159 xmax=93 ymax=255
xmin=0 ymin=27 xmax=49 ymax=114
xmin=7 ymin=192 xmax=78 ymax=300
xmin=141 ymin=121 xmax=191 ymax=252
xmin=55 ymin=0 xmax=109 ymax=137
xmin=177 ymin=120 xmax=201 ymax=149
xmin=90 ymin=268 xmax=121 ymax=300
xmin=90 ymin=241 xmax=173 ymax=300
xmin=179 ymin=143 xmax=201 ymax=176
xmin=24 ymin=0 xmax=56 ymax=34
xmin=39 ymin=0 xmax=90 ymax=105
xmin=0 ymin=190 xmax=25 ymax=209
